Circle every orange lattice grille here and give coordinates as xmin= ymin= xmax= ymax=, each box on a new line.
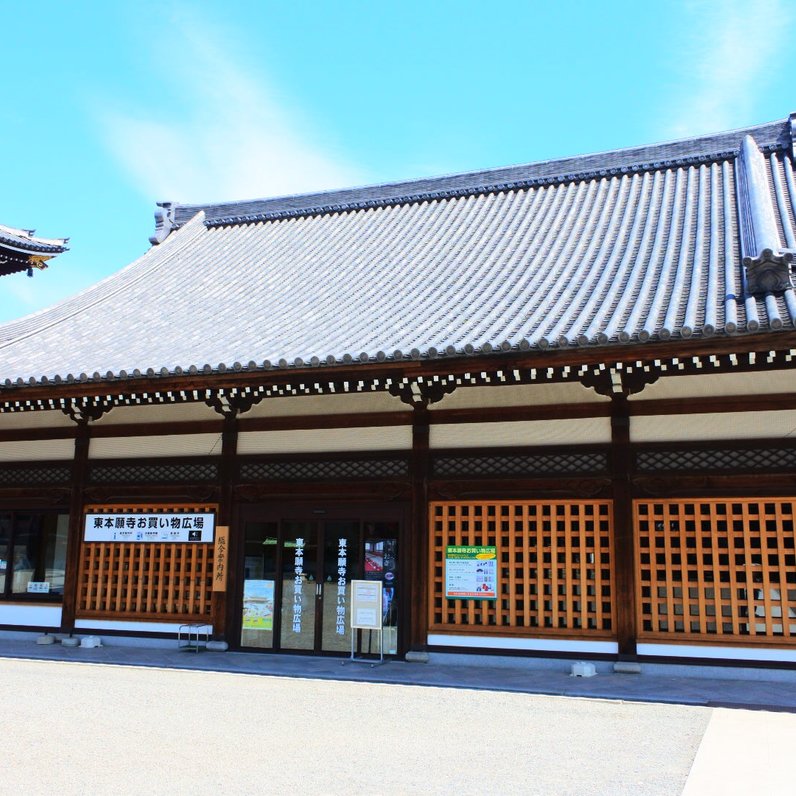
xmin=635 ymin=499 xmax=796 ymax=642
xmin=429 ymin=501 xmax=614 ymax=636
xmin=76 ymin=504 xmax=215 ymax=621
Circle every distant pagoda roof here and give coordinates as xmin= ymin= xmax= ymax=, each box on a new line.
xmin=0 ymin=224 xmax=68 ymax=277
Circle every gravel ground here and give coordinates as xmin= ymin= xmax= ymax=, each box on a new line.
xmin=0 ymin=657 xmax=709 ymax=795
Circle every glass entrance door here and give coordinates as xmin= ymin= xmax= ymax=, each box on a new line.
xmin=239 ymin=513 xmax=400 ymax=655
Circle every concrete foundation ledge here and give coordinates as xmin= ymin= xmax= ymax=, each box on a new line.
xmin=613 ymin=661 xmax=642 ymax=674
xmin=405 ymin=650 xmax=430 ymax=663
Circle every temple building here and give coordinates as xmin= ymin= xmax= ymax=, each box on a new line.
xmin=0 ymin=114 xmax=795 ymax=666
xmin=0 ymin=224 xmax=67 ymax=278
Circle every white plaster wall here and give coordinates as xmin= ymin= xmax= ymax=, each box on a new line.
xmin=75 ymin=619 xmax=211 ymax=634
xmin=431 ymin=418 xmax=611 ymax=448
xmin=0 ymin=603 xmax=62 ymax=628
xmin=631 ymin=410 xmax=796 ymax=443
xmin=637 ymin=643 xmax=796 ymax=663
xmin=92 ymin=402 xmax=220 ymax=425
xmin=0 ymin=410 xmax=73 ymax=430
xmin=632 ymin=370 xmax=796 ymax=401
xmin=433 ymin=381 xmax=608 ymax=410
xmin=427 ymin=633 xmax=618 ymax=654
xmin=238 ymin=426 xmax=412 ymax=454
xmin=243 ymin=391 xmax=404 ymax=418
xmin=89 ymin=433 xmax=223 ymax=459
xmin=0 ymin=439 xmax=74 ymax=461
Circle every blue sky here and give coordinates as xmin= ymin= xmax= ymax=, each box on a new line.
xmin=1 ymin=0 xmax=793 ymax=323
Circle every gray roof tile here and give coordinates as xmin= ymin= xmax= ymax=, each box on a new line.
xmin=1 ymin=116 xmax=796 ymax=388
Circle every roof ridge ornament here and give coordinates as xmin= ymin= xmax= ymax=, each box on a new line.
xmin=790 ymin=112 xmax=796 ymax=157
xmin=149 ymin=202 xmax=177 ymax=245
xmin=735 ymin=134 xmax=793 ymax=295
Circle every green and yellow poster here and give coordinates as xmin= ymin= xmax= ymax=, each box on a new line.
xmin=445 ymin=546 xmax=497 ymax=600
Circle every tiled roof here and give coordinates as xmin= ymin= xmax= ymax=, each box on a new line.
xmin=0 ymin=224 xmax=68 ymax=255
xmin=0 ymin=224 xmax=69 ymax=278
xmin=1 ymin=116 xmax=795 ymax=388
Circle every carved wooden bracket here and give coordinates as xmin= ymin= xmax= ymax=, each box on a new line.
xmin=61 ymin=400 xmax=113 ymax=424
xmin=388 ymin=379 xmax=456 ymax=408
xmin=580 ymin=367 xmax=658 ymax=398
xmin=205 ymin=392 xmax=263 ymax=418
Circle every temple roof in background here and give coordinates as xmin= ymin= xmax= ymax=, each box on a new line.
xmin=0 ymin=224 xmax=68 ymax=278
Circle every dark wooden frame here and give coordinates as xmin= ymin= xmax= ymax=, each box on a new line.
xmin=232 ymin=501 xmax=409 ymax=656
xmin=0 ymin=507 xmax=71 ymax=604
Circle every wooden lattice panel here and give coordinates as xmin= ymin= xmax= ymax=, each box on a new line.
xmin=429 ymin=501 xmax=614 ymax=636
xmin=635 ymin=499 xmax=796 ymax=643
xmin=76 ymin=504 xmax=215 ymax=622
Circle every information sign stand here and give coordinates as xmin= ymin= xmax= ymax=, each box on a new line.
xmin=346 ymin=579 xmax=385 ymax=666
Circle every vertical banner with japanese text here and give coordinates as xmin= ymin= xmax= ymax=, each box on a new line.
xmin=213 ymin=525 xmax=229 ymax=592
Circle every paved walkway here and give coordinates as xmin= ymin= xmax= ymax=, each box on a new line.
xmin=2 ymin=635 xmax=795 ymax=712
xmin=2 ymin=640 xmax=795 ymax=794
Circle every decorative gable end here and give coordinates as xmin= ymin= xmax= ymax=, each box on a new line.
xmin=735 ymin=135 xmax=794 ymax=295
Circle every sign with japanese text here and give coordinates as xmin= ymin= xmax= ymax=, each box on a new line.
xmin=83 ymin=512 xmax=215 ymax=543
xmin=350 ymin=580 xmax=382 ymax=629
xmin=213 ymin=525 xmax=228 ymax=591
xmin=292 ymin=537 xmax=305 ymax=633
xmin=445 ymin=546 xmax=498 ymax=600
xmin=336 ymin=537 xmax=348 ymax=635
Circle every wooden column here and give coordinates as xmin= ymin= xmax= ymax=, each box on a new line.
xmin=60 ymin=420 xmax=90 ymax=633
xmin=215 ymin=412 xmax=238 ymax=641
xmin=610 ymin=394 xmax=637 ymax=657
xmin=408 ymin=404 xmax=431 ymax=654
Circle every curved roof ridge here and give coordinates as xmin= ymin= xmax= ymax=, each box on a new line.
xmin=165 ymin=117 xmax=790 ymax=230
xmin=0 ymin=214 xmax=206 ymax=352
xmin=0 ymin=223 xmax=68 ymax=254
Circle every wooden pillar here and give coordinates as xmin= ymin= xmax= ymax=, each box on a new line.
xmin=610 ymin=395 xmax=637 ymax=658
xmin=408 ymin=404 xmax=430 ymax=653
xmin=214 ymin=412 xmax=238 ymax=641
xmin=60 ymin=420 xmax=90 ymax=633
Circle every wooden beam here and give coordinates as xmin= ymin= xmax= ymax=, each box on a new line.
xmin=215 ymin=413 xmax=238 ymax=642
xmin=610 ymin=395 xmax=636 ymax=658
xmin=429 ymin=402 xmax=611 ymax=424
xmin=60 ymin=421 xmax=90 ymax=633
xmin=408 ymin=406 xmax=430 ymax=654
xmin=628 ymin=392 xmax=796 ymax=416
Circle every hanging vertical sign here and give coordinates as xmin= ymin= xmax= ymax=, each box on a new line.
xmin=336 ymin=537 xmax=348 ymax=635
xmin=213 ymin=526 xmax=228 ymax=592
xmin=445 ymin=546 xmax=498 ymax=599
xmin=292 ymin=537 xmax=305 ymax=633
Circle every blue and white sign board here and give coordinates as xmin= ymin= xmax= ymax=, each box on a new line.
xmin=84 ymin=513 xmax=215 ymax=543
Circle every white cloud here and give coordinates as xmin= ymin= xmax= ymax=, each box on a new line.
xmin=97 ymin=10 xmax=366 ymax=204
xmin=664 ymin=0 xmax=793 ymax=140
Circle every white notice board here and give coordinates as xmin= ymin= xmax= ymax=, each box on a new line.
xmin=350 ymin=580 xmax=383 ymax=630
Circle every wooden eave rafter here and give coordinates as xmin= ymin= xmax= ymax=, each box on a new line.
xmin=1 ymin=332 xmax=796 ymax=414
